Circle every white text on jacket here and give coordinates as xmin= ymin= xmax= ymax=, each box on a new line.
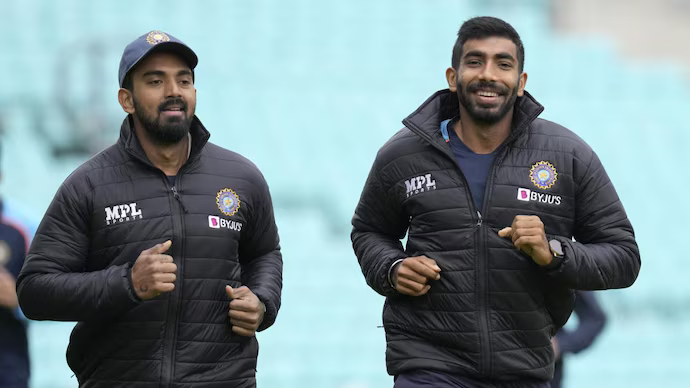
xmin=405 ymin=174 xmax=437 ymax=198
xmin=105 ymin=203 xmax=143 ymax=225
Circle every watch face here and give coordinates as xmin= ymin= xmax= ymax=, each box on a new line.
xmin=549 ymin=239 xmax=563 ymax=256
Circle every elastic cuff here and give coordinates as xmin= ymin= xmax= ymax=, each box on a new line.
xmin=124 ymin=263 xmax=143 ymax=303
xmin=254 ymin=291 xmax=278 ymax=332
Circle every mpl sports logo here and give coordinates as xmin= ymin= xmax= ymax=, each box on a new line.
xmin=405 ymin=174 xmax=436 ymax=198
xmin=517 ymin=188 xmax=562 ymax=206
xmin=105 ymin=203 xmax=143 ymax=225
xmin=208 ymin=215 xmax=243 ymax=232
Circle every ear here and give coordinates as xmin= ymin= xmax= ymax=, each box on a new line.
xmin=118 ymin=88 xmax=135 ymax=114
xmin=517 ymin=72 xmax=528 ymax=97
xmin=446 ymin=67 xmax=458 ymax=92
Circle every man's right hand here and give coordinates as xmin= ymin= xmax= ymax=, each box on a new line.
xmin=131 ymin=240 xmax=177 ymax=300
xmin=392 ymin=256 xmax=441 ymax=296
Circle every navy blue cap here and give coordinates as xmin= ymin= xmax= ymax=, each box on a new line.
xmin=118 ymin=30 xmax=198 ymax=87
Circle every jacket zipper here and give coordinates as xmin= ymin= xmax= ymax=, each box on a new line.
xmin=171 ymin=186 xmax=189 ymax=213
xmin=475 ymin=151 xmax=506 ymax=377
xmin=121 ymin=132 xmax=204 ymax=387
xmin=407 ymin=127 xmax=493 ymax=375
xmin=161 ymin=176 xmax=188 ymax=388
xmin=405 ymin=120 xmax=526 ymax=378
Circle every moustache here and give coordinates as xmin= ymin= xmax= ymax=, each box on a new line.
xmin=158 ymin=98 xmax=188 ymax=113
xmin=466 ymin=82 xmax=509 ymax=95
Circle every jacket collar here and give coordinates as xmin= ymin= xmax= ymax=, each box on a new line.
xmin=117 ymin=115 xmax=211 ymax=168
xmin=402 ymin=89 xmax=544 ymax=148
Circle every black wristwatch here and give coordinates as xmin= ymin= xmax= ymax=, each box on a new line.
xmin=545 ymin=239 xmax=564 ymax=269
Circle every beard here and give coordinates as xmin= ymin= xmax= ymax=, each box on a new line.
xmin=457 ymin=78 xmax=518 ymax=125
xmin=133 ymin=97 xmax=192 ymax=146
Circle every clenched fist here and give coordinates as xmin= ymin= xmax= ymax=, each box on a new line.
xmin=392 ymin=256 xmax=441 ymax=296
xmin=498 ymin=215 xmax=552 ymax=266
xmin=226 ymin=285 xmax=265 ymax=336
xmin=131 ymin=240 xmax=177 ymax=300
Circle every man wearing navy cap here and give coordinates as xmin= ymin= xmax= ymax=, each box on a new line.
xmin=17 ymin=31 xmax=283 ymax=388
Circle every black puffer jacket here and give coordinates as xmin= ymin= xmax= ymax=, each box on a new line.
xmin=17 ymin=116 xmax=282 ymax=388
xmin=351 ymin=90 xmax=640 ymax=381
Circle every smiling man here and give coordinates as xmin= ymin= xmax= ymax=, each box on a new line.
xmin=351 ymin=17 xmax=640 ymax=387
xmin=17 ymin=31 xmax=282 ymax=388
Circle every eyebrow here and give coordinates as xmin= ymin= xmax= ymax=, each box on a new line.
xmin=495 ymin=52 xmax=516 ymax=62
xmin=142 ymin=70 xmax=166 ymax=78
xmin=464 ymin=50 xmax=516 ymax=62
xmin=141 ymin=69 xmax=193 ymax=78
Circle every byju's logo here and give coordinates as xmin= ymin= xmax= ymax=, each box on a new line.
xmin=517 ymin=188 xmax=531 ymax=201
xmin=517 ymin=188 xmax=561 ymax=205
xmin=208 ymin=215 xmax=243 ymax=232
xmin=105 ymin=203 xmax=143 ymax=225
xmin=405 ymin=174 xmax=436 ymax=198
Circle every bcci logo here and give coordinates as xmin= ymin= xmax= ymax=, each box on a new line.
xmin=405 ymin=173 xmax=437 ymax=198
xmin=146 ymin=31 xmax=170 ymax=45
xmin=530 ymin=161 xmax=558 ymax=190
xmin=216 ymin=188 xmax=241 ymax=217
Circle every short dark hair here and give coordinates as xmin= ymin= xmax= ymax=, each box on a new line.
xmin=122 ymin=74 xmax=133 ymax=91
xmin=452 ymin=16 xmax=525 ymax=72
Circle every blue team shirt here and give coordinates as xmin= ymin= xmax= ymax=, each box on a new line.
xmin=441 ymin=119 xmax=496 ymax=211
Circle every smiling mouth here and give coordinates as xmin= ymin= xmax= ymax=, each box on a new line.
xmin=475 ymin=90 xmax=500 ymax=98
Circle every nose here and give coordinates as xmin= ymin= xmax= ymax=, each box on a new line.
xmin=164 ymin=79 xmax=182 ymax=98
xmin=477 ymin=62 xmax=498 ymax=82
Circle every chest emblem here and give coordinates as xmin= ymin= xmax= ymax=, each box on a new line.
xmin=530 ymin=161 xmax=558 ymax=190
xmin=105 ymin=202 xmax=143 ymax=225
xmin=216 ymin=188 xmax=241 ymax=217
xmin=405 ymin=173 xmax=437 ymax=198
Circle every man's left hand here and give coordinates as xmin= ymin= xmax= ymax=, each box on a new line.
xmin=498 ymin=215 xmax=552 ymax=266
xmin=225 ymin=285 xmax=265 ymax=336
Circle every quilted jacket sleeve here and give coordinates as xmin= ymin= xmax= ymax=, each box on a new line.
xmin=547 ymin=151 xmax=641 ymax=290
xmin=17 ymin=171 xmax=140 ymax=322
xmin=238 ymin=172 xmax=282 ymax=332
xmin=351 ymin=156 xmax=409 ymax=298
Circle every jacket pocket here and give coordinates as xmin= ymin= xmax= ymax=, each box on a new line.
xmin=543 ymin=282 xmax=575 ymax=335
xmin=67 ymin=322 xmax=101 ymax=382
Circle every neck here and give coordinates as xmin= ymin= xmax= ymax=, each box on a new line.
xmin=133 ymin=118 xmax=190 ymax=176
xmin=453 ymin=107 xmax=514 ymax=154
